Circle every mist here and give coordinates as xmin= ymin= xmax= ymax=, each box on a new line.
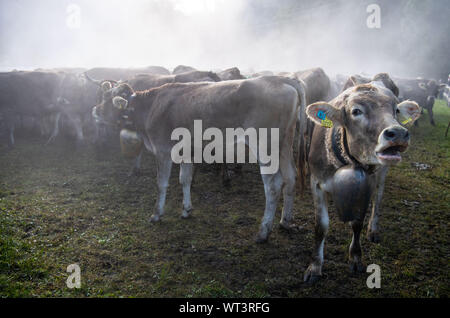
xmin=0 ymin=0 xmax=449 ymax=80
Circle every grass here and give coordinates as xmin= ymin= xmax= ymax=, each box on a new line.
xmin=0 ymin=100 xmax=449 ymax=298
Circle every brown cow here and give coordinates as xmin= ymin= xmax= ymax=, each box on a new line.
xmin=93 ymin=76 xmax=307 ymax=242
xmin=300 ymin=80 xmax=420 ymax=283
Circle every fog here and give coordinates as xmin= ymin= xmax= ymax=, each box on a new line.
xmin=0 ymin=0 xmax=449 ymax=80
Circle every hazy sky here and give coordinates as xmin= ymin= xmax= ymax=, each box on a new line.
xmin=0 ymin=0 xmax=448 ymax=79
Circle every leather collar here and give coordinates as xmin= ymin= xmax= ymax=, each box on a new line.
xmin=331 ymin=126 xmax=377 ymax=174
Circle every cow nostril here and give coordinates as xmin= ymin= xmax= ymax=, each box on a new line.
xmin=384 ymin=129 xmax=396 ymax=139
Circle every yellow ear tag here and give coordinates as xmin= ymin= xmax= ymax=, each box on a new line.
xmin=317 ymin=110 xmax=333 ymax=128
xmin=401 ymin=117 xmax=412 ymax=125
xmin=321 ymin=118 xmax=333 ymax=128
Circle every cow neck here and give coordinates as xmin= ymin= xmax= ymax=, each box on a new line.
xmin=128 ymin=90 xmax=155 ymax=133
xmin=330 ymin=126 xmax=377 ymax=175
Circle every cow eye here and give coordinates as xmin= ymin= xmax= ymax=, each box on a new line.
xmin=351 ymin=108 xmax=363 ymax=116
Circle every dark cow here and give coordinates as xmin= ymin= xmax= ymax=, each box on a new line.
xmin=0 ymin=71 xmax=61 ymax=147
xmin=217 ymin=67 xmax=246 ymax=81
xmin=172 ymin=65 xmax=197 ymax=74
xmin=46 ymin=72 xmax=100 ymax=145
xmin=340 ymin=74 xmax=421 ymax=244
xmin=93 ymin=76 xmax=307 ymax=242
xmin=395 ymin=77 xmax=440 ymax=125
xmin=300 ymin=79 xmax=420 ymax=283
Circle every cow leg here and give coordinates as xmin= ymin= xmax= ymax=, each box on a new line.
xmin=8 ymin=121 xmax=15 ymax=148
xmin=179 ymin=162 xmax=193 ymax=219
xmin=150 ymin=155 xmax=173 ymax=222
xmin=222 ymin=164 xmax=232 ymax=186
xmin=367 ymin=166 xmax=388 ymax=243
xmin=128 ymin=149 xmax=143 ymax=177
xmin=279 ymin=148 xmax=296 ymax=230
xmin=349 ymin=220 xmax=366 ymax=273
xmin=72 ymin=115 xmax=84 ymax=145
xmin=304 ymin=180 xmax=329 ymax=284
xmin=256 ymin=170 xmax=283 ymax=243
xmin=427 ymin=106 xmax=435 ymax=126
xmin=46 ymin=112 xmax=61 ymax=145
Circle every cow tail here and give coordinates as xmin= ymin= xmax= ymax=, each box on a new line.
xmin=293 ymin=78 xmax=308 ymax=195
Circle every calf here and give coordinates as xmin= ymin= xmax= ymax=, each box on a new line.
xmin=301 ymin=82 xmax=420 ymax=283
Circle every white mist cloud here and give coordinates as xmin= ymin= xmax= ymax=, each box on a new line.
xmin=0 ymin=0 xmax=448 ymax=79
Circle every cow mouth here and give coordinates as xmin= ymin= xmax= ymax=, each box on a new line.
xmin=376 ymin=144 xmax=408 ymax=162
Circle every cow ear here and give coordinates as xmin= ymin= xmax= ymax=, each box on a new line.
xmin=306 ymin=102 xmax=342 ymax=128
xmin=101 ymin=81 xmax=112 ymax=92
xmin=397 ymin=100 xmax=421 ymax=126
xmin=112 ymin=96 xmax=128 ymax=110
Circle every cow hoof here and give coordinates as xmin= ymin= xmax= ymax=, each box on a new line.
xmin=255 ymin=234 xmax=268 ymax=244
xmin=279 ymin=221 xmax=301 ymax=232
xmin=350 ymin=261 xmax=366 ymax=274
xmin=255 ymin=226 xmax=271 ymax=243
xmin=181 ymin=208 xmax=192 ymax=219
xmin=149 ymin=214 xmax=160 ymax=223
xmin=367 ymin=231 xmax=381 ymax=244
xmin=304 ymin=267 xmax=322 ymax=284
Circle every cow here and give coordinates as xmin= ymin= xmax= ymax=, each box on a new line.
xmin=172 ymin=65 xmax=197 ymax=74
xmin=92 ymin=76 xmax=307 ymax=242
xmin=300 ymin=79 xmax=420 ymax=283
xmin=0 ymin=71 xmax=61 ymax=147
xmin=217 ymin=67 xmax=246 ymax=81
xmin=395 ymin=77 xmax=440 ymax=126
xmin=46 ymin=72 xmax=100 ymax=145
xmin=339 ymin=73 xmax=422 ymax=245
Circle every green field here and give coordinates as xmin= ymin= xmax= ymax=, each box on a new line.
xmin=0 ymin=100 xmax=449 ymax=297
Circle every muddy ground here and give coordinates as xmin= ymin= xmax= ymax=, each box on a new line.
xmin=0 ymin=101 xmax=449 ymax=297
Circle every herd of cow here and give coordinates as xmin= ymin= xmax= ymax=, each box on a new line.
xmin=1 ymin=65 xmax=449 ymax=283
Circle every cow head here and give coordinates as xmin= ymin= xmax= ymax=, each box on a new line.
xmin=92 ymin=82 xmax=134 ymax=125
xmin=306 ymin=84 xmax=420 ymax=166
xmin=418 ymin=79 xmax=440 ymax=98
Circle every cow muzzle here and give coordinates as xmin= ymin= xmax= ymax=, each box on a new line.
xmin=375 ymin=125 xmax=409 ymax=164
